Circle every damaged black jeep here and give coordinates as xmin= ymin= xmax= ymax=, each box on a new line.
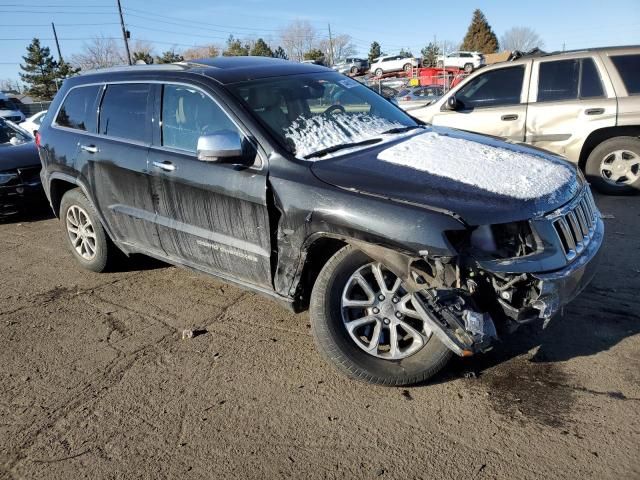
xmin=37 ymin=58 xmax=604 ymax=385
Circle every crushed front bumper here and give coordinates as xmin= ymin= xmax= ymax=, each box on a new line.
xmin=0 ymin=168 xmax=44 ymax=219
xmin=531 ymin=216 xmax=604 ymax=320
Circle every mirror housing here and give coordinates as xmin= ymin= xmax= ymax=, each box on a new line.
xmin=445 ymin=95 xmax=459 ymax=111
xmin=196 ymin=131 xmax=244 ymax=163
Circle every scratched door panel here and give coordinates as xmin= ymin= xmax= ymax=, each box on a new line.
xmin=149 ymin=148 xmax=272 ymax=288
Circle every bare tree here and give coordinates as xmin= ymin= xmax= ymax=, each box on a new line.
xmin=181 ymin=44 xmax=220 ymax=60
xmin=440 ymin=40 xmax=460 ymax=55
xmin=500 ymin=27 xmax=544 ymax=52
xmin=70 ymin=36 xmax=127 ymax=70
xmin=319 ymin=34 xmax=356 ymax=64
xmin=279 ymin=20 xmax=317 ymax=62
xmin=0 ymin=78 xmax=23 ymax=93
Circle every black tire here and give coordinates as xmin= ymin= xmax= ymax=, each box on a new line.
xmin=59 ymin=188 xmax=113 ymax=272
xmin=310 ymin=246 xmax=452 ymax=386
xmin=463 ymin=63 xmax=473 ymax=73
xmin=403 ymin=63 xmax=412 ymax=72
xmin=350 ymin=66 xmax=358 ymax=75
xmin=374 ymin=68 xmax=383 ymax=77
xmin=585 ymin=136 xmax=640 ymax=195
xmin=436 ymin=60 xmax=444 ymax=68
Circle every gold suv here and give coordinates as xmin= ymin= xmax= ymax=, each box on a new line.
xmin=412 ymin=46 xmax=640 ymax=194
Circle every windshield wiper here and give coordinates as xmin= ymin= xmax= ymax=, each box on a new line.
xmin=304 ymin=138 xmax=383 ymax=159
xmin=380 ymin=125 xmax=424 ymax=135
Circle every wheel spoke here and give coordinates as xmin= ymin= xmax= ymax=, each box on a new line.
xmin=366 ymin=321 xmax=382 ymax=352
xmin=388 ymin=325 xmax=399 ymax=357
xmin=344 ymin=315 xmax=377 ymax=334
xmin=371 ymin=262 xmax=388 ymax=293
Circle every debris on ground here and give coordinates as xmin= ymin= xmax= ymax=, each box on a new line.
xmin=601 ymin=213 xmax=615 ymax=219
xmin=181 ymin=328 xmax=208 ymax=340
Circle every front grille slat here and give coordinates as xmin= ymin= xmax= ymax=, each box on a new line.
xmin=548 ymin=188 xmax=599 ymax=260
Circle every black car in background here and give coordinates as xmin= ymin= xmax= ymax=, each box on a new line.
xmin=37 ymin=57 xmax=603 ymax=386
xmin=0 ymin=118 xmax=44 ymax=219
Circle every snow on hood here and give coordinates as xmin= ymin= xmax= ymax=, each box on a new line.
xmin=377 ymin=130 xmax=574 ymax=200
xmin=285 ymin=113 xmax=405 ymax=158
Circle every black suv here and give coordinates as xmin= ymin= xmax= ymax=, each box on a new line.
xmin=38 ymin=57 xmax=604 ymax=386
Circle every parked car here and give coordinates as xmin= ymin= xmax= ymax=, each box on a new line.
xmin=370 ymin=55 xmax=420 ymax=76
xmin=0 ymin=118 xmax=43 ymax=219
xmin=38 ymin=57 xmax=602 ymax=386
xmin=395 ymin=85 xmax=444 ymax=111
xmin=436 ymin=51 xmax=485 ymax=72
xmin=20 ymin=110 xmax=47 ymax=136
xmin=0 ymin=92 xmax=26 ymax=123
xmin=332 ymin=58 xmax=369 ymax=75
xmin=412 ymin=46 xmax=640 ymax=194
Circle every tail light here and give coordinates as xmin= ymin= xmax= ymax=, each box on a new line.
xmin=35 ymin=131 xmax=41 ymax=148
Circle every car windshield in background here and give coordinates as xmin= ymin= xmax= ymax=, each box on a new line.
xmin=0 ymin=99 xmax=18 ymax=110
xmin=228 ymin=73 xmax=418 ymax=158
xmin=0 ymin=118 xmax=31 ymax=145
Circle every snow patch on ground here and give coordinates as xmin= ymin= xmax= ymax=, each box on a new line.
xmin=377 ymin=131 xmax=574 ymax=200
xmin=284 ymin=113 xmax=405 ymax=158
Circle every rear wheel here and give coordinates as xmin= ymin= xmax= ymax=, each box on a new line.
xmin=375 ymin=68 xmax=383 ymax=77
xmin=403 ymin=63 xmax=412 ymax=72
xmin=585 ymin=136 xmax=640 ymax=195
xmin=59 ymin=188 xmax=114 ymax=272
xmin=436 ymin=60 xmax=444 ymax=68
xmin=463 ymin=63 xmax=474 ymax=73
xmin=350 ymin=66 xmax=358 ymax=74
xmin=310 ymin=246 xmax=452 ymax=386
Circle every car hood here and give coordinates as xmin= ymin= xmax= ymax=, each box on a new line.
xmin=310 ymin=127 xmax=581 ymax=225
xmin=0 ymin=141 xmax=40 ymax=171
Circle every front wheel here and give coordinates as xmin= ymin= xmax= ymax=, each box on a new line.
xmin=350 ymin=66 xmax=359 ymax=75
xmin=310 ymin=246 xmax=452 ymax=386
xmin=374 ymin=68 xmax=383 ymax=77
xmin=436 ymin=60 xmax=444 ymax=68
xmin=585 ymin=136 xmax=640 ymax=195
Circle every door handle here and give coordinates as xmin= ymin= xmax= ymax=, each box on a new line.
xmin=80 ymin=144 xmax=98 ymax=154
xmin=585 ymin=108 xmax=604 ymax=116
xmin=153 ymin=161 xmax=176 ymax=172
xmin=501 ymin=114 xmax=518 ymax=121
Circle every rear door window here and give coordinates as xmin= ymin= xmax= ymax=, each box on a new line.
xmin=55 ymin=85 xmax=100 ymax=132
xmin=99 ymin=83 xmax=152 ymax=143
xmin=456 ymin=66 xmax=525 ymax=108
xmin=161 ymin=84 xmax=240 ymax=153
xmin=611 ymin=54 xmax=640 ymax=94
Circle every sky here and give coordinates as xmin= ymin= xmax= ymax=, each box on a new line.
xmin=1 ymin=0 xmax=639 ymax=82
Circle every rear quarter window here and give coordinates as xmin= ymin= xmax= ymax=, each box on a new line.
xmin=55 ymin=85 xmax=101 ymax=132
xmin=611 ymin=54 xmax=640 ymax=95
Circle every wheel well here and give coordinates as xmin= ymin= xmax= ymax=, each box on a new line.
xmin=293 ymin=237 xmax=347 ymax=312
xmin=579 ymin=126 xmax=640 ymax=170
xmin=49 ymin=179 xmax=77 ymax=217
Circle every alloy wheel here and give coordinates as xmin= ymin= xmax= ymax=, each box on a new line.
xmin=340 ymin=262 xmax=432 ymax=360
xmin=66 ymin=205 xmax=97 ymax=260
xmin=600 ymin=149 xmax=640 ymax=186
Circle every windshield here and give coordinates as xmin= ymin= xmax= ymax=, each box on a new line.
xmin=0 ymin=99 xmax=18 ymax=110
xmin=0 ymin=118 xmax=32 ymax=145
xmin=227 ymin=72 xmax=418 ymax=158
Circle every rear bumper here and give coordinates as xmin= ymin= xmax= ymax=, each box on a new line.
xmin=530 ymin=217 xmax=604 ymax=319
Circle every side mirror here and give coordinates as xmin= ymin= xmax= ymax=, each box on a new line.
xmin=444 ymin=95 xmax=459 ymax=111
xmin=196 ymin=131 xmax=244 ymax=163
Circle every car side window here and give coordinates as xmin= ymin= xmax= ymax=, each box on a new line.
xmin=161 ymin=84 xmax=240 ymax=153
xmin=580 ymin=58 xmax=604 ymax=98
xmin=55 ymin=85 xmax=100 ymax=132
xmin=611 ymin=54 xmax=640 ymax=95
xmin=455 ymin=66 xmax=524 ymax=109
xmin=99 ymin=83 xmax=151 ymax=142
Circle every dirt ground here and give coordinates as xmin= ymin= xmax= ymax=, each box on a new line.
xmin=0 ymin=193 xmax=638 ymax=480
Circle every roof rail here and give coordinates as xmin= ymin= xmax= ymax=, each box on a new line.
xmin=79 ymin=63 xmax=189 ymax=76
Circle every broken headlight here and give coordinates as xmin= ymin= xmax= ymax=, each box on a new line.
xmin=0 ymin=172 xmax=19 ymax=185
xmin=448 ymin=221 xmax=538 ymax=259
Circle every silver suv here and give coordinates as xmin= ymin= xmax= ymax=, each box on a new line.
xmin=413 ymin=46 xmax=640 ymax=194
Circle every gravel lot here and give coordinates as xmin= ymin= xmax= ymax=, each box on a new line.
xmin=1 ymin=194 xmax=638 ymax=480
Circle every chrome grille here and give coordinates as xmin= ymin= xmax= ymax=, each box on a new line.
xmin=550 ymin=189 xmax=598 ymax=260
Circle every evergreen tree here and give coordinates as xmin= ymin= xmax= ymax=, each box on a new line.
xmin=303 ymin=48 xmax=324 ymax=63
xmin=368 ymin=41 xmax=382 ymax=63
xmin=56 ymin=60 xmax=80 ymax=82
xmin=223 ymin=35 xmax=250 ymax=56
xmin=398 ymin=48 xmax=413 ymax=58
xmin=156 ymin=50 xmax=184 ymax=64
xmin=19 ymin=38 xmax=58 ymax=100
xmin=460 ymin=9 xmax=499 ymax=53
xmin=420 ymin=42 xmax=441 ymax=67
xmin=132 ymin=51 xmax=154 ymax=64
xmin=250 ymin=38 xmax=273 ymax=57
xmin=272 ymin=46 xmax=288 ymax=60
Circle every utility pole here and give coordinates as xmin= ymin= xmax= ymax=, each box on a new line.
xmin=117 ymin=0 xmax=132 ymax=65
xmin=327 ymin=23 xmax=334 ymax=67
xmin=51 ymin=22 xmax=63 ymax=63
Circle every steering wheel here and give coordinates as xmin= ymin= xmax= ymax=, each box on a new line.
xmin=323 ymin=104 xmax=346 ymax=116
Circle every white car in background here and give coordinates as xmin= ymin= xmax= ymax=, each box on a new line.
xmin=370 ymin=55 xmax=420 ymax=76
xmin=436 ymin=51 xmax=485 ymax=72
xmin=0 ymin=92 xmax=26 ymax=123
xmin=20 ymin=110 xmax=47 ymax=136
